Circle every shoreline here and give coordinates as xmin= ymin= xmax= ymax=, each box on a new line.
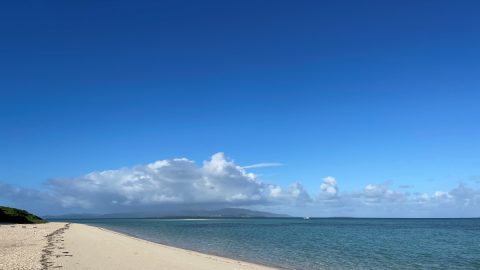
xmin=0 ymin=222 xmax=278 ymax=270
xmin=85 ymin=223 xmax=282 ymax=270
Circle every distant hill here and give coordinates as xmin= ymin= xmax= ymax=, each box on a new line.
xmin=0 ymin=206 xmax=46 ymax=224
xmin=45 ymin=207 xmax=290 ymax=219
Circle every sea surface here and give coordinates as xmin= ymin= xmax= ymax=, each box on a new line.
xmin=60 ymin=218 xmax=480 ymax=269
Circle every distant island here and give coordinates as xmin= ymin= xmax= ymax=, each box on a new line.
xmin=45 ymin=207 xmax=290 ymax=219
xmin=0 ymin=206 xmax=45 ymax=224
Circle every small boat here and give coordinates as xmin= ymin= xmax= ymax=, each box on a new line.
xmin=304 ymin=217 xmax=310 ymax=220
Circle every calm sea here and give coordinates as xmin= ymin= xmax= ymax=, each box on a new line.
xmin=60 ymin=218 xmax=480 ymax=269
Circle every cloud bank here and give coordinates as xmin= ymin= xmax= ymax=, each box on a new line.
xmin=46 ymin=153 xmax=304 ymax=210
xmin=1 ymin=153 xmax=479 ymax=217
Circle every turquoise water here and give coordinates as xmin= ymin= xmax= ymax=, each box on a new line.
xmin=62 ymin=218 xmax=480 ymax=269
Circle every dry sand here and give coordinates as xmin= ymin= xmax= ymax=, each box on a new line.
xmin=0 ymin=222 xmax=277 ymax=270
xmin=0 ymin=222 xmax=67 ymax=270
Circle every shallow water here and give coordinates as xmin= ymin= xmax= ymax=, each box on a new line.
xmin=60 ymin=218 xmax=480 ymax=269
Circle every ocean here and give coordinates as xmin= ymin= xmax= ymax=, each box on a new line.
xmin=62 ymin=218 xmax=480 ymax=269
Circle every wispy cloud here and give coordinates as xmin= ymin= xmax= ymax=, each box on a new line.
xmin=242 ymin=163 xmax=283 ymax=169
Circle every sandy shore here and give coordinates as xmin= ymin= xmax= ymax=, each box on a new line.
xmin=0 ymin=222 xmax=276 ymax=270
xmin=0 ymin=222 xmax=67 ymax=270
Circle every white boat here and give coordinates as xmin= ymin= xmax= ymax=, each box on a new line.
xmin=304 ymin=217 xmax=310 ymax=220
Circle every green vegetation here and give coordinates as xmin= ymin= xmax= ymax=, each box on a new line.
xmin=0 ymin=206 xmax=46 ymax=224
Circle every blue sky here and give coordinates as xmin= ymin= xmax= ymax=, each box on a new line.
xmin=1 ymin=1 xmax=479 ymax=216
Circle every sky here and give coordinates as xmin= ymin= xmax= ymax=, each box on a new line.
xmin=1 ymin=0 xmax=479 ymax=217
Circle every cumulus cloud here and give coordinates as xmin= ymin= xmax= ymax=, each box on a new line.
xmin=303 ymin=178 xmax=479 ymax=217
xmin=0 ymin=153 xmax=308 ymax=214
xmin=337 ymin=182 xmax=480 ymax=217
xmin=360 ymin=183 xmax=405 ymax=204
xmin=319 ymin=176 xmax=338 ymax=200
xmin=1 ymin=153 xmax=480 ymax=217
xmin=262 ymin=182 xmax=311 ymax=205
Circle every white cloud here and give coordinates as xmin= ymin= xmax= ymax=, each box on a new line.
xmin=360 ymin=183 xmax=405 ymax=204
xmin=31 ymin=153 xmax=306 ymax=213
xmin=1 ymin=153 xmax=480 ymax=217
xmin=338 ymin=182 xmax=480 ymax=217
xmin=288 ymin=182 xmax=311 ymax=204
xmin=264 ymin=182 xmax=311 ymax=205
xmin=242 ymin=163 xmax=283 ymax=169
xmin=319 ymin=176 xmax=338 ymax=200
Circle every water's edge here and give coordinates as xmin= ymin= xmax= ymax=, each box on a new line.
xmin=54 ymin=218 xmax=480 ymax=270
xmin=72 ymin=222 xmax=287 ymax=270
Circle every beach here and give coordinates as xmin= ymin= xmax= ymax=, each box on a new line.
xmin=0 ymin=222 xmax=276 ymax=270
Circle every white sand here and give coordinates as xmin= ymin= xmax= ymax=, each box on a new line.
xmin=0 ymin=222 xmax=66 ymax=270
xmin=0 ymin=222 xmax=277 ymax=270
